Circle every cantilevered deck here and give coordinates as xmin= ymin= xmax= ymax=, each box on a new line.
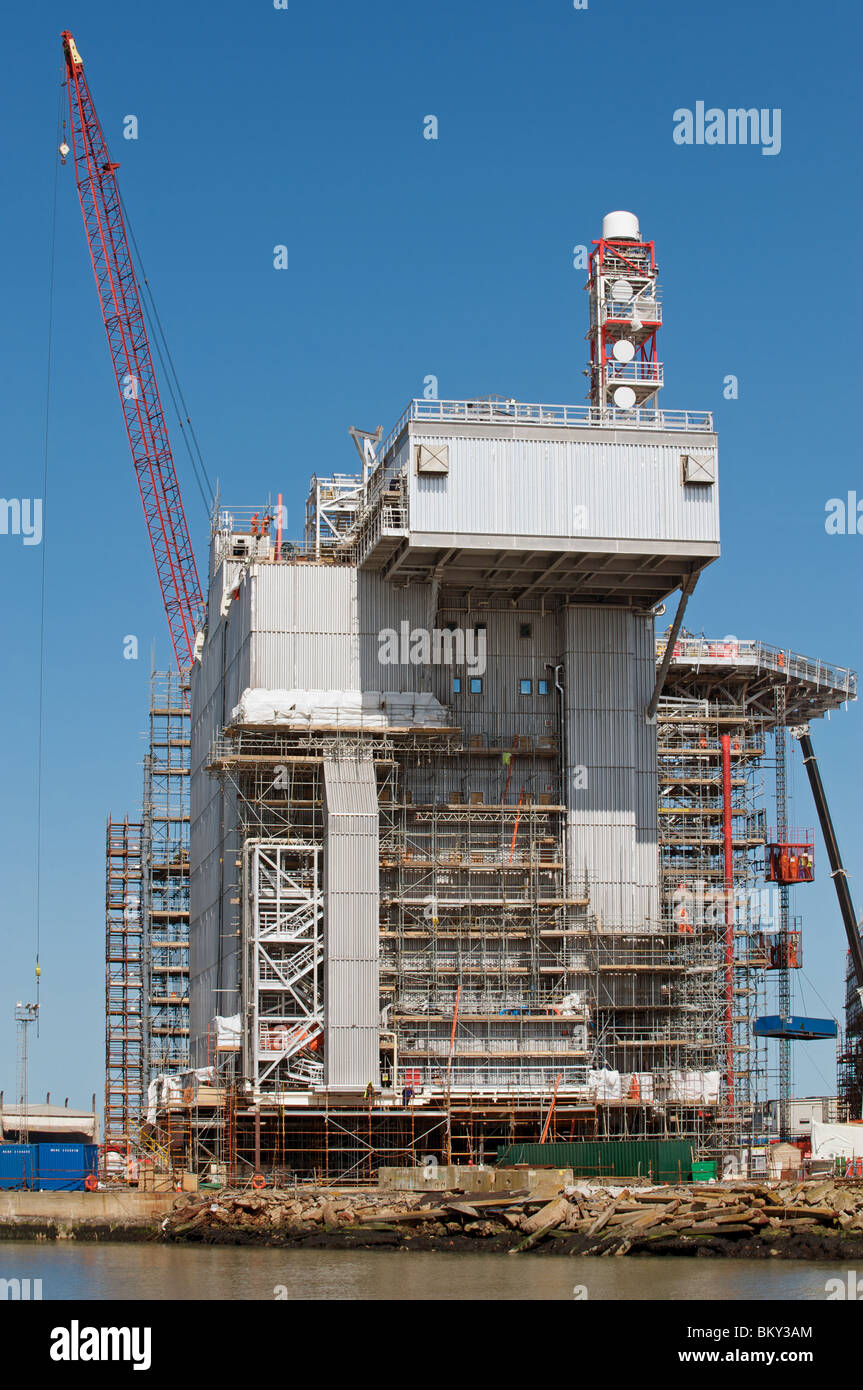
xmin=657 ymin=636 xmax=856 ymax=723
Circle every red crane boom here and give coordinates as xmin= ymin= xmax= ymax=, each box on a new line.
xmin=61 ymin=31 xmax=205 ymax=670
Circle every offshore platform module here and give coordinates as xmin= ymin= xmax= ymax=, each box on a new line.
xmin=185 ymin=210 xmax=854 ymax=1175
xmin=62 ymin=18 xmax=856 ymax=1176
xmin=190 ymin=211 xmax=732 ymax=1164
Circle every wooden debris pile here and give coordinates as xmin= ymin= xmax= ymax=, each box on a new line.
xmin=159 ymin=1179 xmax=863 ymax=1254
xmin=505 ymin=1178 xmax=863 ymax=1255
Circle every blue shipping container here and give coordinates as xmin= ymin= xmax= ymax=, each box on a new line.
xmin=753 ymin=1015 xmax=837 ymax=1040
xmin=0 ymin=1143 xmax=35 ymax=1189
xmin=36 ymin=1143 xmax=98 ymax=1191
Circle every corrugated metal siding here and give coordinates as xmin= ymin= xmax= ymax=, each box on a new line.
xmin=253 ymin=632 xmax=357 ymax=690
xmin=323 ymin=759 xmax=380 ymax=1088
xmin=564 ymin=607 xmax=658 ymax=928
xmin=0 ymin=1144 xmax=34 ymax=1189
xmin=408 ymin=431 xmax=719 ymax=545
xmin=497 ymin=1140 xmax=693 ymax=1182
xmin=253 ymin=563 xmax=357 ymax=635
xmin=358 ymin=573 xmax=435 ymax=691
xmin=189 ymin=563 xmax=249 ymax=1063
xmin=251 ymin=565 xmax=359 ymax=689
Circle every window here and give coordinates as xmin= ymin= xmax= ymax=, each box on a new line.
xmin=519 ymin=680 xmax=532 ymax=695
xmin=538 ymin=679 xmax=550 ymax=695
xmin=519 ymin=623 xmax=532 ymax=639
xmin=452 ymin=677 xmax=462 ymax=694
xmin=469 ymin=677 xmax=483 ymax=694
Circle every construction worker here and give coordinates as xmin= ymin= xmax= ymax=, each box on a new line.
xmin=364 ymin=1081 xmax=374 ymax=1104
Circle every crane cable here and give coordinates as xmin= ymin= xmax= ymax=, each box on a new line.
xmin=34 ymin=72 xmax=66 ymax=1034
xmin=117 ymin=189 xmax=214 ymax=515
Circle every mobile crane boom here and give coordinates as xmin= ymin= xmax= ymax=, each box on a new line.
xmin=61 ymin=31 xmax=205 ymax=670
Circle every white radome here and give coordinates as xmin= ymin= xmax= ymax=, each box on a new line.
xmin=602 ymin=210 xmax=641 ymax=241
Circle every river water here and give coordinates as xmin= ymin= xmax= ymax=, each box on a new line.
xmin=0 ymin=1242 xmax=852 ymax=1300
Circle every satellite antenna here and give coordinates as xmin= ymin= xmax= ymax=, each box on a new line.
xmin=613 ymin=386 xmax=637 ymax=410
xmin=611 ymin=279 xmax=633 ymax=302
xmin=612 ymin=340 xmax=636 ymax=363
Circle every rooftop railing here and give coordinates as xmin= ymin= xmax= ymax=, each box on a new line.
xmin=379 ymin=397 xmax=712 ymax=459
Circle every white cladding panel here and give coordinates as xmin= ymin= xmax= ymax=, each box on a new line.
xmin=563 ymin=606 xmax=659 ymax=929
xmin=407 ymin=432 xmax=719 ymax=546
xmin=323 ymin=759 xmax=380 ymax=1089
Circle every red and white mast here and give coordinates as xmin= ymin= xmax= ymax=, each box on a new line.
xmin=587 ymin=210 xmax=663 ymax=413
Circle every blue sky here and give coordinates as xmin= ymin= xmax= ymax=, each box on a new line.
xmin=1 ymin=0 xmax=860 ymax=1108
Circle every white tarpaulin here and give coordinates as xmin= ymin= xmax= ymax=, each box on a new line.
xmin=588 ymin=1068 xmax=621 ymax=1101
xmin=214 ymin=1013 xmax=242 ymax=1050
xmin=811 ymin=1121 xmax=863 ymax=1159
xmin=146 ymin=1074 xmax=184 ymax=1125
xmin=232 ymin=688 xmax=449 ymax=730
xmin=668 ymin=1070 xmax=721 ymax=1103
xmin=620 ymin=1073 xmax=655 ymax=1102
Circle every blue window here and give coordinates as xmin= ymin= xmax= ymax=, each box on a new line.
xmin=520 ymin=680 xmax=532 ymax=695
xmin=469 ymin=677 xmax=483 ymax=694
xmin=538 ymin=679 xmax=550 ymax=695
xmin=452 ymin=677 xmax=462 ymax=694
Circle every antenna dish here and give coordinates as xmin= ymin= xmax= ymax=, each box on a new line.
xmin=613 ymin=386 xmax=637 ymax=410
xmin=602 ymin=210 xmax=641 ymax=241
xmin=611 ymin=279 xmax=633 ymax=303
xmin=612 ymin=339 xmax=635 ymax=363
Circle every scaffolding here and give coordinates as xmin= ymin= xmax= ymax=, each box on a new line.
xmin=839 ymin=946 xmax=863 ymax=1121
xmin=191 ymin=693 xmax=761 ymax=1171
xmin=105 ymin=671 xmax=191 ymax=1157
xmin=105 ymin=817 xmax=144 ymax=1149
xmin=142 ymin=669 xmax=191 ymax=1079
xmin=654 ymin=696 xmax=768 ymax=1151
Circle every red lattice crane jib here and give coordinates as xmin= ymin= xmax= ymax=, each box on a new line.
xmin=61 ymin=31 xmax=205 ymax=670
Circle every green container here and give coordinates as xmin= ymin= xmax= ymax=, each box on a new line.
xmin=691 ymin=1160 xmax=717 ymax=1182
xmin=496 ymin=1140 xmax=693 ymax=1184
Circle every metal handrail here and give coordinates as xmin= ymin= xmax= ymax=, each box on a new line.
xmin=655 ymin=637 xmax=857 ymax=699
xmin=601 ymin=299 xmax=662 ymax=323
xmin=377 ymin=397 xmax=712 ymax=460
xmin=606 ymin=361 xmax=663 ymax=382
